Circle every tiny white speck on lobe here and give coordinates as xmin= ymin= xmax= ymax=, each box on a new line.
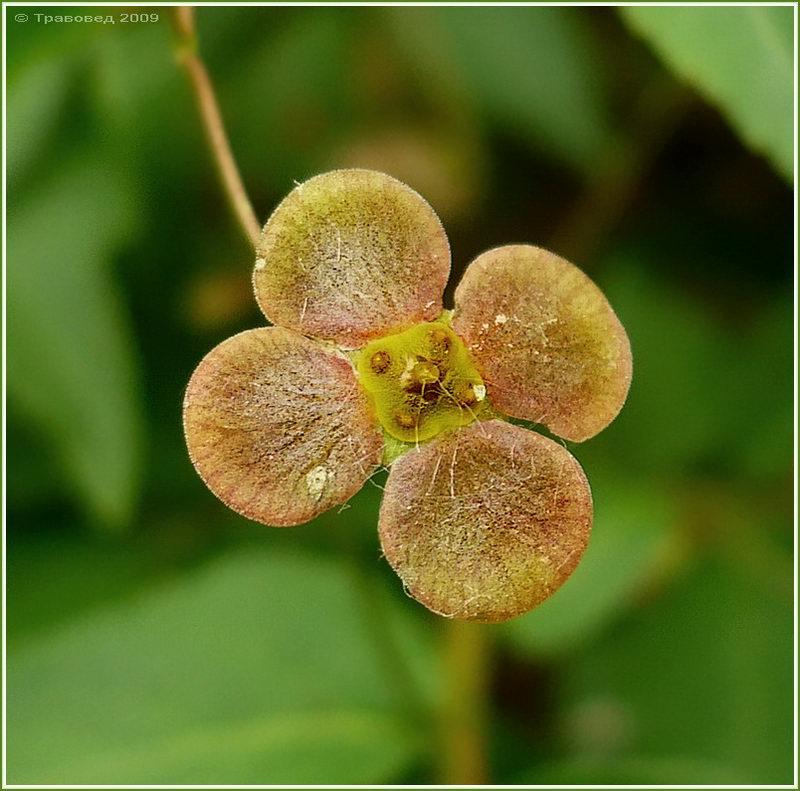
xmin=494 ymin=313 xmax=508 ymax=325
xmin=306 ymin=465 xmax=330 ymax=501
xmin=255 ymin=257 xmax=267 ymax=270
xmin=473 ymin=384 xmax=487 ymax=402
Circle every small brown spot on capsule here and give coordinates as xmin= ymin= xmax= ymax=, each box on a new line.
xmin=370 ymin=350 xmax=391 ymax=374
xmin=395 ymin=411 xmax=417 ymax=429
xmin=454 ymin=382 xmax=478 ymax=406
xmin=429 ymin=327 xmax=451 ymax=348
xmin=428 ymin=328 xmax=451 ymax=360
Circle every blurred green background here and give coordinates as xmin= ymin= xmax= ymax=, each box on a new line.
xmin=6 ymin=4 xmax=795 ymax=785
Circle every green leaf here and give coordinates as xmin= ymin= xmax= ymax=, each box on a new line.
xmin=723 ymin=296 xmax=793 ymax=479
xmin=504 ymin=476 xmax=676 ymax=655
xmin=389 ymin=7 xmax=615 ymax=172
xmin=582 ymin=259 xmax=754 ymax=474
xmin=7 ymin=55 xmax=74 ymax=184
xmin=8 ymin=529 xmax=159 ymax=642
xmin=7 ymin=548 xmax=436 ymax=784
xmin=7 ymin=156 xmax=143 ymax=527
xmin=621 ymin=6 xmax=793 ymax=179
xmin=223 ymin=10 xmax=356 ymax=186
xmin=517 ymin=755 xmax=744 ymax=785
xmin=6 ymin=6 xmax=105 ymax=76
xmin=47 ymin=711 xmax=422 ymax=785
xmin=561 ymin=559 xmax=793 ymax=783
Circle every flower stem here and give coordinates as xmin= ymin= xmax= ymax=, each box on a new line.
xmin=170 ymin=6 xmax=261 ymax=247
xmin=438 ymin=620 xmax=491 ymax=784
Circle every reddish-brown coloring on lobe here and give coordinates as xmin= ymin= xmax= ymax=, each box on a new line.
xmin=253 ymin=169 xmax=451 ymax=348
xmin=378 ymin=420 xmax=593 ymax=623
xmin=183 ymin=327 xmax=382 ymax=526
xmin=452 ymin=245 xmax=632 ymax=442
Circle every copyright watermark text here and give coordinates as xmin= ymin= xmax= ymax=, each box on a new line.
xmin=13 ymin=12 xmax=160 ymax=24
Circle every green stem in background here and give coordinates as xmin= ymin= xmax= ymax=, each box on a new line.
xmin=438 ymin=620 xmax=491 ymax=784
xmin=171 ymin=6 xmax=261 ymax=247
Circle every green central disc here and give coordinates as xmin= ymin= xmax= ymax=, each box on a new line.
xmin=355 ymin=321 xmax=487 ymax=442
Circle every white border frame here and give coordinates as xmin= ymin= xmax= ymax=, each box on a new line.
xmin=2 ymin=2 xmax=797 ymax=789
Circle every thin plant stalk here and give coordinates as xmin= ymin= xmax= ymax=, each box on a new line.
xmin=438 ymin=620 xmax=491 ymax=784
xmin=171 ymin=6 xmax=261 ymax=247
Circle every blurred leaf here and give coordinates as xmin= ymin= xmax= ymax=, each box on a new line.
xmin=504 ymin=476 xmax=677 ymax=655
xmin=89 ymin=21 xmax=199 ymax=182
xmin=518 ymin=754 xmax=743 ymax=784
xmin=724 ymin=296 xmax=793 ymax=479
xmin=7 ymin=6 xmax=107 ymax=75
xmin=8 ymin=548 xmax=436 ymax=784
xmin=621 ymin=6 xmax=793 ymax=179
xmin=391 ymin=7 xmax=615 ymax=172
xmin=7 ymin=55 xmax=74 ymax=184
xmin=8 ymin=530 xmax=161 ymax=642
xmin=7 ymin=411 xmax=67 ymax=508
xmin=583 ymin=258 xmax=784 ymax=476
xmin=223 ymin=10 xmax=356 ymax=187
xmin=7 ymin=156 xmax=143 ymax=527
xmin=91 ymin=23 xmax=174 ymax=121
xmin=8 ymin=484 xmax=387 ymax=646
xmin=561 ymin=559 xmax=793 ymax=783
